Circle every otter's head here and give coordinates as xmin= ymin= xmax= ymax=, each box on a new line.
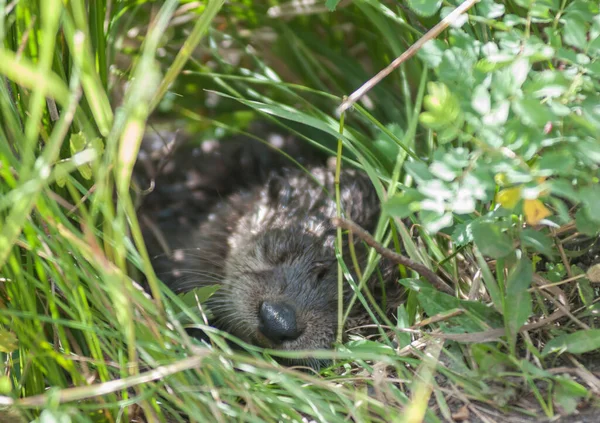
xmin=209 ymin=223 xmax=342 ymax=362
xmin=196 ymin=169 xmax=401 ymax=367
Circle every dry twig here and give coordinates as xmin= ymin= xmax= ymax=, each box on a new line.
xmin=337 ymin=0 xmax=479 ymax=114
xmin=332 ymin=217 xmax=455 ymax=295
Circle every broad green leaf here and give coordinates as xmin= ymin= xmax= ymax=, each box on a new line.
xmin=514 ymin=0 xmax=534 ymax=7
xmin=406 ymin=0 xmax=442 ymax=17
xmin=179 ymin=285 xmax=221 ymax=309
xmin=471 ymin=84 xmax=491 ymax=115
xmin=520 ymin=228 xmax=553 ymax=258
xmin=542 ymin=329 xmax=600 ymax=355
xmin=578 ymin=277 xmax=595 ymax=305
xmin=325 ymin=0 xmax=341 ymax=11
xmin=563 ymin=15 xmax=587 ymax=49
xmin=417 ymin=289 xmax=503 ymax=333
xmin=384 ymin=189 xmax=423 ymax=218
xmin=473 ymin=246 xmax=503 ymax=312
xmin=537 ymin=150 xmax=575 ymax=175
xmin=419 ymin=210 xmax=453 ymax=234
xmin=525 ymin=70 xmax=570 ymax=98
xmin=405 ymin=161 xmax=435 ymax=183
xmin=472 ymin=344 xmax=513 ymax=374
xmin=575 ymin=209 xmax=600 ymax=236
xmin=471 ymin=220 xmax=514 ymax=258
xmin=417 ymin=40 xmax=446 ymax=68
xmin=550 ymin=179 xmax=579 ymax=202
xmin=553 ymin=377 xmax=590 ymax=414
xmin=580 ymin=185 xmax=600 ymax=223
xmin=477 ymin=0 xmax=505 ymax=19
xmin=513 ymin=97 xmax=555 ymax=127
xmin=451 ymin=222 xmax=473 ymax=246
xmin=581 ymin=97 xmax=600 ymax=129
xmin=504 ymin=256 xmax=533 ymax=351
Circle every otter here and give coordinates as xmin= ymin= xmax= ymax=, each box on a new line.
xmin=139 ymin=130 xmax=402 ymax=365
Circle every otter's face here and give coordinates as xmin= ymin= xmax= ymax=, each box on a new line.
xmin=209 ymin=226 xmax=342 ymax=357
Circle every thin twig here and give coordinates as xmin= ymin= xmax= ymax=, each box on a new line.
xmin=332 ymin=217 xmax=455 ymax=295
xmin=337 ymin=0 xmax=479 ymax=114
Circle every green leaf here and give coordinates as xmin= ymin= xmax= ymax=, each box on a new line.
xmin=451 ymin=222 xmax=472 ymax=246
xmin=417 ymin=289 xmax=503 ymax=333
xmin=419 ymin=81 xmax=464 ymax=142
xmin=563 ymin=15 xmax=588 ymax=49
xmin=419 ymin=210 xmax=454 ymax=234
xmin=471 ymin=220 xmax=514 ymax=259
xmin=477 ymin=0 xmax=505 ymax=19
xmin=417 ymin=40 xmax=446 ymax=68
xmin=575 ymin=208 xmax=600 ymax=236
xmin=520 ymin=229 xmax=554 ymax=259
xmin=35 ymin=409 xmax=72 ymax=423
xmin=512 ymin=97 xmax=555 ymax=127
xmin=514 ymin=0 xmax=534 ymax=7
xmin=473 ymin=246 xmax=503 ymax=312
xmin=525 ymin=70 xmax=570 ymax=99
xmin=537 ymin=150 xmax=575 ymax=175
xmin=69 ymin=132 xmax=87 ymax=154
xmin=542 ymin=329 xmax=600 ymax=355
xmin=68 ymin=132 xmax=103 ymax=180
xmin=346 ymin=339 xmax=396 ymax=356
xmin=325 ymin=0 xmax=341 ymax=11
xmin=550 ymin=179 xmax=579 ymax=202
xmin=581 ymin=97 xmax=600 ymax=129
xmin=471 ymin=84 xmax=491 ymax=115
xmin=179 ymin=285 xmax=220 ymax=309
xmin=405 ymin=161 xmax=435 ymax=183
xmin=54 ymin=161 xmax=70 ymax=188
xmin=580 ymin=185 xmax=600 ymax=223
xmin=578 ymin=276 xmax=595 ymax=305
xmin=384 ymin=189 xmax=423 ymax=218
xmin=504 ymin=256 xmax=533 ymax=351
xmin=406 ymin=0 xmax=442 ymax=17
xmin=553 ymin=377 xmax=590 ymax=414
xmin=472 ymin=344 xmax=513 ymax=375
xmin=437 ymin=122 xmax=462 ymax=144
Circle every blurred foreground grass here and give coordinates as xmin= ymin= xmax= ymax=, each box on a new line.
xmin=1 ymin=1 xmax=599 ymax=422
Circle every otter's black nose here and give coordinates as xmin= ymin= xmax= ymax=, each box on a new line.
xmin=258 ymin=302 xmax=301 ymax=343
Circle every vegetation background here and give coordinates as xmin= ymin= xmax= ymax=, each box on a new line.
xmin=0 ymin=0 xmax=599 ymax=422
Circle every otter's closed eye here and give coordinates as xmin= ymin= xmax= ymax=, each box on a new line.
xmin=314 ymin=262 xmax=331 ymax=280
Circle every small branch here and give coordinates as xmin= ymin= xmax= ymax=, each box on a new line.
xmin=337 ymin=0 xmax=478 ymax=114
xmin=332 ymin=217 xmax=455 ymax=295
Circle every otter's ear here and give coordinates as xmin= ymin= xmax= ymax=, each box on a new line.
xmin=338 ymin=171 xmax=381 ymax=231
xmin=266 ymin=174 xmax=292 ymax=206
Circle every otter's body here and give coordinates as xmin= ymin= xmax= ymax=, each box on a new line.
xmin=140 ymin=132 xmax=401 ymax=362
